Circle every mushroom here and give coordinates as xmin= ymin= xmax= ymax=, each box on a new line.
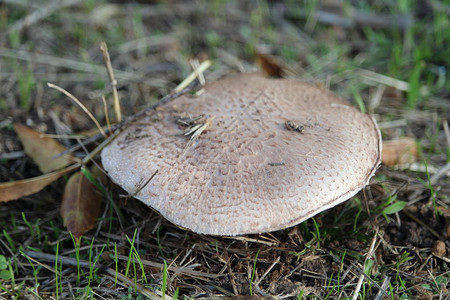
xmin=101 ymin=73 xmax=381 ymax=236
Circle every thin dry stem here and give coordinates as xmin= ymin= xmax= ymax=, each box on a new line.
xmin=102 ymin=96 xmax=112 ymax=133
xmin=39 ymin=133 xmax=86 ymax=139
xmin=100 ymin=42 xmax=122 ymax=123
xmin=443 ymin=120 xmax=450 ymax=148
xmin=254 ymin=256 xmax=280 ymax=287
xmin=190 ymin=59 xmax=206 ymax=85
xmin=352 ymin=231 xmax=378 ymax=300
xmin=174 ymin=60 xmax=211 ymax=93
xmin=402 ymin=208 xmax=445 ymax=241
xmin=47 ymin=83 xmax=107 ymax=138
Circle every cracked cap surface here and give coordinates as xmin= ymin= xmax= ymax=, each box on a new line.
xmin=101 ymin=73 xmax=382 ymax=236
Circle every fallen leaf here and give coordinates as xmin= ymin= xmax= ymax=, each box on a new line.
xmin=255 ymin=50 xmax=285 ymax=78
xmin=61 ymin=171 xmax=103 ymax=241
xmin=382 ymin=137 xmax=418 ymax=166
xmin=0 ymin=164 xmax=79 ymax=202
xmin=14 ymin=123 xmax=79 ymax=173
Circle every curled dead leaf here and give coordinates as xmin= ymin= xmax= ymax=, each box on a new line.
xmin=61 ymin=171 xmax=103 ymax=241
xmin=382 ymin=137 xmax=418 ymax=167
xmin=14 ymin=123 xmax=79 ymax=173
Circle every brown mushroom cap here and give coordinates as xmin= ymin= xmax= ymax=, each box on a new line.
xmin=101 ymin=73 xmax=381 ymax=236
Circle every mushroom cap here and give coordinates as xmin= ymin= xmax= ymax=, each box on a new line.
xmin=101 ymin=73 xmax=381 ymax=236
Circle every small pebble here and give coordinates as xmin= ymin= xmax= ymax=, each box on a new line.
xmin=431 ymin=240 xmax=446 ymax=257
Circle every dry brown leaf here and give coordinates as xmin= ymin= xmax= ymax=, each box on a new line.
xmin=255 ymin=51 xmax=285 ymax=78
xmin=61 ymin=171 xmax=103 ymax=241
xmin=0 ymin=164 xmax=79 ymax=202
xmin=382 ymin=137 xmax=419 ymax=166
xmin=14 ymin=123 xmax=79 ymax=173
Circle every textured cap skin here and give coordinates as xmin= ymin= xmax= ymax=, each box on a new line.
xmin=101 ymin=73 xmax=381 ymax=236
